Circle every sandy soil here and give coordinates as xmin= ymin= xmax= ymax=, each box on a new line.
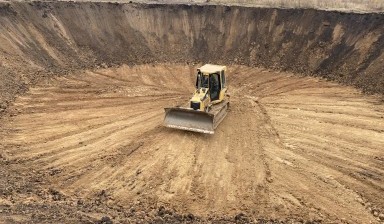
xmin=1 ymin=64 xmax=383 ymax=223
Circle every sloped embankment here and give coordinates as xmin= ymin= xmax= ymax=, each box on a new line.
xmin=0 ymin=1 xmax=384 ymax=110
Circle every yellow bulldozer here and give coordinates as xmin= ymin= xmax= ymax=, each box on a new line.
xmin=164 ymin=64 xmax=229 ymax=134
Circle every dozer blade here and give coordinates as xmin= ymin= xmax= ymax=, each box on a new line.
xmin=164 ymin=108 xmax=215 ymax=134
xmin=163 ymin=101 xmax=229 ymax=134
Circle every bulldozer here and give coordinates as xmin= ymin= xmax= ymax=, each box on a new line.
xmin=164 ymin=64 xmax=229 ymax=134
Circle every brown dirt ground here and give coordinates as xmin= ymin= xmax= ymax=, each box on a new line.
xmin=0 ymin=64 xmax=383 ymax=223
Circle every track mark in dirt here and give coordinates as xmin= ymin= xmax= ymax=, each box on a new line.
xmin=1 ymin=64 xmax=383 ymax=223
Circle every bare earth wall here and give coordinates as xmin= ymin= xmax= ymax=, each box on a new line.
xmin=0 ymin=1 xmax=384 ymax=111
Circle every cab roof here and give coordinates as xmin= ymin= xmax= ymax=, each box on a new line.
xmin=198 ymin=64 xmax=226 ymax=74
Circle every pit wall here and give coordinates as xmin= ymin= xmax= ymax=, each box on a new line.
xmin=0 ymin=1 xmax=383 ymax=107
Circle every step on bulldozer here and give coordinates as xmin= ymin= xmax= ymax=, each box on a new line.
xmin=164 ymin=64 xmax=229 ymax=134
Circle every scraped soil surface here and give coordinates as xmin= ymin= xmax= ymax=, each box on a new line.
xmin=1 ymin=64 xmax=383 ymax=223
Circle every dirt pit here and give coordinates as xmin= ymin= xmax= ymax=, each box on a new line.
xmin=1 ymin=64 xmax=383 ymax=223
xmin=1 ymin=1 xmax=384 ymax=223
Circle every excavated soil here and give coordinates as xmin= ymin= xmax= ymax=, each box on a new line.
xmin=1 ymin=64 xmax=383 ymax=223
xmin=0 ymin=1 xmax=384 ymax=224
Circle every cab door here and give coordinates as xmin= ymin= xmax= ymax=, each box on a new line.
xmin=209 ymin=73 xmax=221 ymax=101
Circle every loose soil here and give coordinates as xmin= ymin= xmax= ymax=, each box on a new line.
xmin=1 ymin=64 xmax=383 ymax=223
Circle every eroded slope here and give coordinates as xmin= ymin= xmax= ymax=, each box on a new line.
xmin=1 ymin=1 xmax=384 ymax=110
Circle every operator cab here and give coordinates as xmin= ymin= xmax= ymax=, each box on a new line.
xmin=196 ymin=64 xmax=226 ymax=102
